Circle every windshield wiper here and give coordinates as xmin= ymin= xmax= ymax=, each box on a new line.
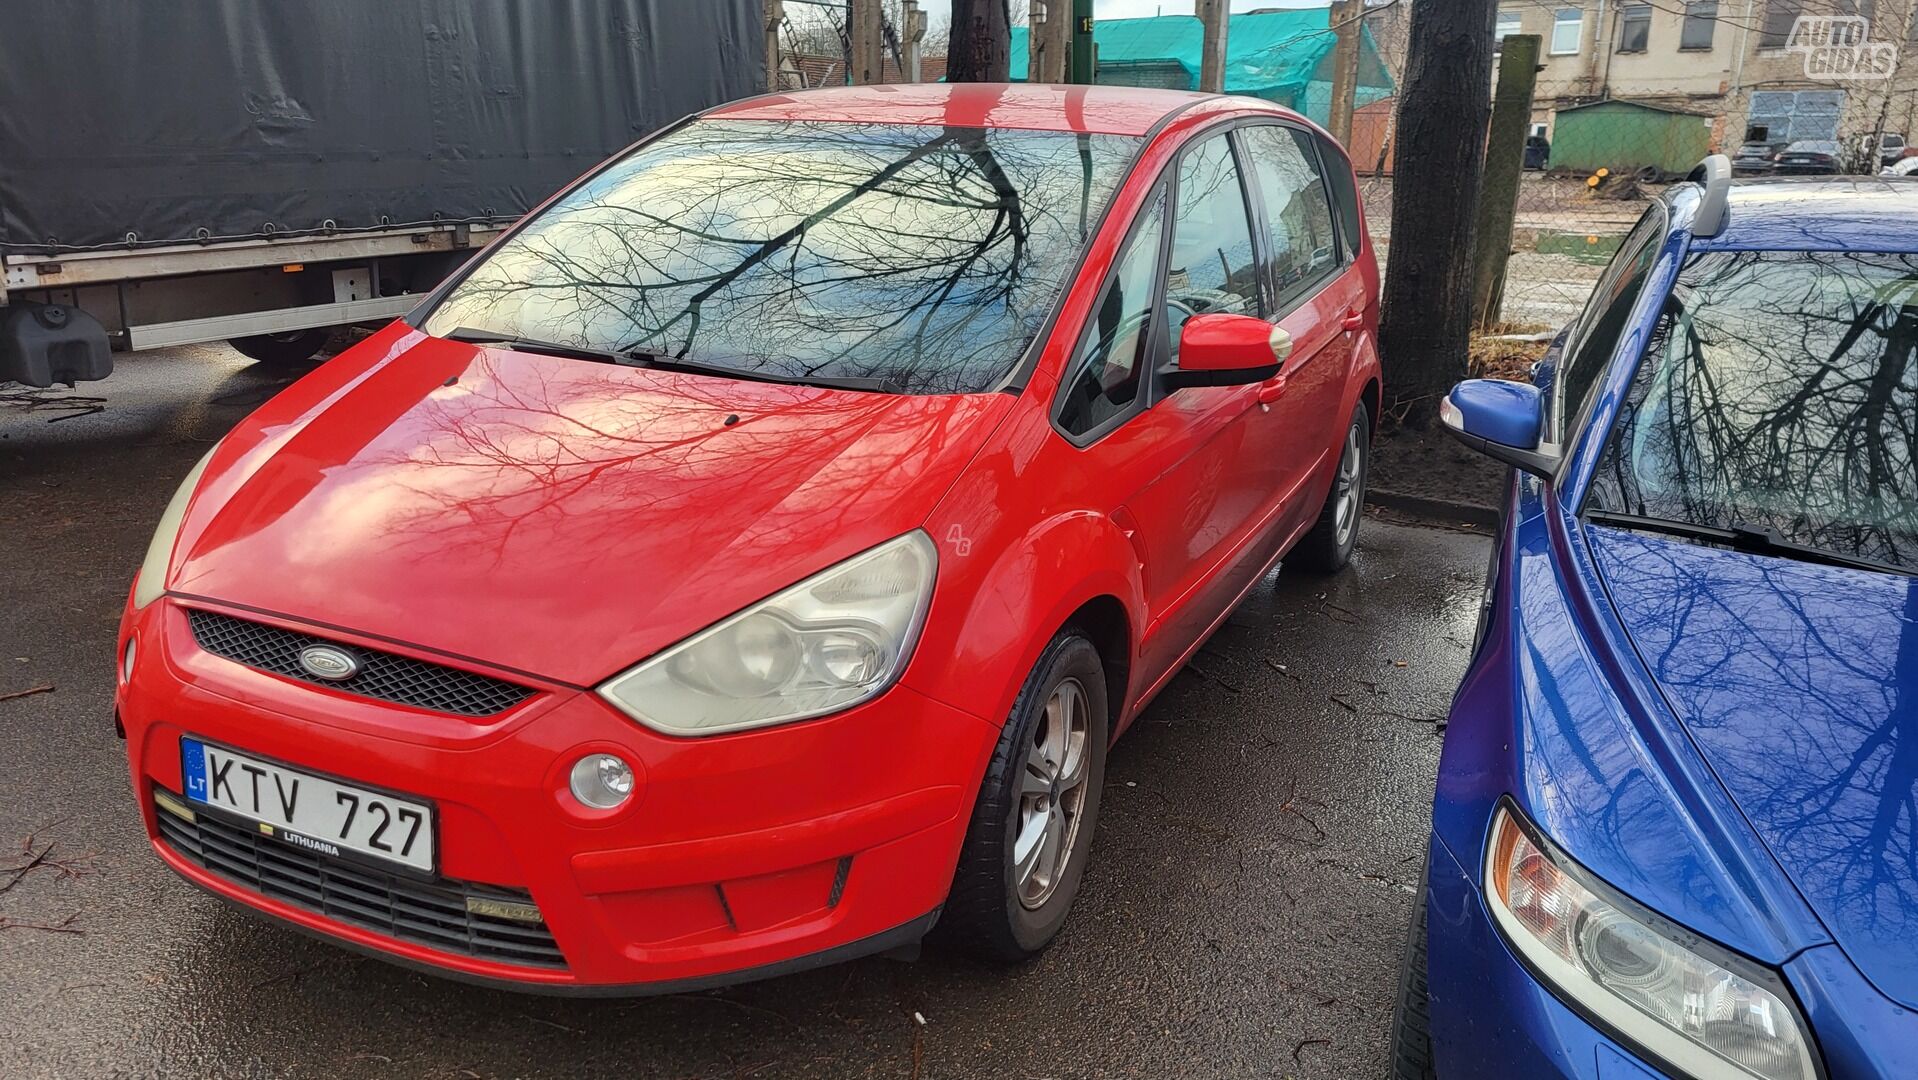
xmin=622 ymin=348 xmax=906 ymax=395
xmin=442 ymin=327 xmax=636 ymax=366
xmin=443 ymin=328 xmax=904 ymax=394
xmin=1584 ymin=509 xmax=1914 ymax=577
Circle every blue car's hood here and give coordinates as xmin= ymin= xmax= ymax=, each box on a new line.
xmin=1588 ymin=525 xmax=1918 ymax=1009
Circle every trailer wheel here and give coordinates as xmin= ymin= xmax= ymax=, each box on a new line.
xmin=228 ymin=329 xmax=332 ymax=366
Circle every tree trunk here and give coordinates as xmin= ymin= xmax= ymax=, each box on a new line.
xmin=947 ymin=0 xmax=1011 ymax=82
xmin=1377 ymin=0 xmax=1496 ymax=427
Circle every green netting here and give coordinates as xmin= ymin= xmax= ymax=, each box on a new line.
xmin=1009 ymin=9 xmax=1394 ymax=124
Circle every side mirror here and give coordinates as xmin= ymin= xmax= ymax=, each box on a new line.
xmin=1161 ymin=313 xmax=1283 ymax=391
xmin=1439 ymin=379 xmax=1560 ymax=477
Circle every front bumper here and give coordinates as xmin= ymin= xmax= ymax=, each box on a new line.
xmin=119 ymin=598 xmax=998 ymax=991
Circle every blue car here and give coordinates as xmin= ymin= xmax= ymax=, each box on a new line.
xmin=1394 ymin=162 xmax=1918 ymax=1079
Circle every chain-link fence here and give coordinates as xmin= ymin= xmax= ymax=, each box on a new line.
xmin=1361 ymin=68 xmax=1918 ymax=333
xmin=1357 ymin=85 xmax=1693 ymax=331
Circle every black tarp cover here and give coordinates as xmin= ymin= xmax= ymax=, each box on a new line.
xmin=0 ymin=0 xmax=762 ymax=253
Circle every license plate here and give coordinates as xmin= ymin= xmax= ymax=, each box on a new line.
xmin=180 ymin=738 xmax=435 ymax=874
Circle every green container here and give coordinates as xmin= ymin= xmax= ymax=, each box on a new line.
xmin=1548 ymin=100 xmax=1713 ymax=179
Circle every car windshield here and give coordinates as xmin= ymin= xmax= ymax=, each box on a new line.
xmin=1587 ymin=250 xmax=1918 ymax=570
xmin=419 ymin=119 xmax=1141 ymax=395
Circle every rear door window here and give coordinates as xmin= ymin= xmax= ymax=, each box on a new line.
xmin=1238 ymin=125 xmax=1343 ymax=315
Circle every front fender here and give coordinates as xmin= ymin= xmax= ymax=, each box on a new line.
xmin=904 ymin=504 xmax=1143 ymax=734
xmin=1435 ymin=479 xmax=1828 ymax=965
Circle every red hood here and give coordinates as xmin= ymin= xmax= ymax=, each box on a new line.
xmin=167 ymin=324 xmax=1011 ymax=684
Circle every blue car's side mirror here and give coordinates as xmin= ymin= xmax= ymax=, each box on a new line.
xmin=1439 ymin=379 xmax=1561 ymax=477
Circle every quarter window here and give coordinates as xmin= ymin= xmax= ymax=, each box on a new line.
xmin=1056 ymin=196 xmax=1166 ymax=438
xmin=1239 ymin=125 xmax=1342 ymax=315
xmin=1167 ymin=135 xmax=1261 ymax=358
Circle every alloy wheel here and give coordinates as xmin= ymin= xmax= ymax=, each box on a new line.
xmin=1333 ymin=419 xmax=1364 ymax=548
xmin=1013 ymin=676 xmax=1092 ymax=909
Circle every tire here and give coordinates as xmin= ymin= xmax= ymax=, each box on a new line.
xmin=936 ymin=629 xmax=1109 ymax=963
xmin=1389 ymin=850 xmax=1438 ymax=1080
xmin=1289 ymin=401 xmax=1371 ymax=574
xmin=228 ymin=328 xmax=333 ymax=365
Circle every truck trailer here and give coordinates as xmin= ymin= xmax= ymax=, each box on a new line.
xmin=0 ymin=0 xmax=761 ymax=387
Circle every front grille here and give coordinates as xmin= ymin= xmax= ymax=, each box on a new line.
xmin=186 ymin=609 xmax=535 ymax=717
xmin=154 ymin=793 xmax=566 ymax=969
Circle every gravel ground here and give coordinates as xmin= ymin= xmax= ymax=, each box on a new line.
xmin=0 ymin=345 xmax=1490 ymax=1080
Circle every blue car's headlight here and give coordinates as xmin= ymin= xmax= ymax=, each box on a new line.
xmin=1485 ymin=805 xmax=1820 ymax=1080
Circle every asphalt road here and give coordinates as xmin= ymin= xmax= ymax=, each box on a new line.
xmin=0 ymin=347 xmax=1490 ymax=1079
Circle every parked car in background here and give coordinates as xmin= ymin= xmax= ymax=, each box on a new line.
xmin=1875 ymin=131 xmax=1906 ymax=167
xmin=1885 ymin=156 xmax=1918 ymax=177
xmin=1772 ymin=139 xmax=1843 ymax=174
xmin=1730 ymin=139 xmax=1785 ymax=175
xmin=1392 ymin=166 xmax=1918 ymax=1078
xmin=116 ymin=83 xmax=1383 ymax=993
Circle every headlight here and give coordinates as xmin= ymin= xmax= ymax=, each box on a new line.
xmin=597 ymin=531 xmax=937 ymax=736
xmin=132 ymin=447 xmax=218 ymax=609
xmin=1485 ymin=806 xmax=1819 ymax=1080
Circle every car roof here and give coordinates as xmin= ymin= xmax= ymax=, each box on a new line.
xmin=1682 ymin=176 xmax=1918 ymax=252
xmin=704 ymin=82 xmax=1277 ymax=137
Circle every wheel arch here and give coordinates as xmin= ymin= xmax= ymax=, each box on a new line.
xmin=1061 ymin=594 xmax=1132 ymax=741
xmin=905 ymin=509 xmax=1145 ymax=734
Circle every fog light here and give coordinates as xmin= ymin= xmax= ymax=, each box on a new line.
xmin=120 ymin=638 xmax=138 ymax=685
xmin=569 ymin=754 xmax=634 ymax=809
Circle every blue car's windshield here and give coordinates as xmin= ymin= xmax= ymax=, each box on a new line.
xmin=420 ymin=119 xmax=1141 ymax=395
xmin=1587 ymin=249 xmax=1918 ymax=570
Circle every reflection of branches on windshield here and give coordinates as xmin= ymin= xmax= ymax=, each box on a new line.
xmin=1592 ymin=250 xmax=1918 ymax=568
xmin=425 ymin=120 xmax=1133 ymax=394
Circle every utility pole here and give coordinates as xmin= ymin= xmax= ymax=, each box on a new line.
xmin=949 ymin=0 xmax=1012 ymax=82
xmin=1069 ymin=0 xmax=1094 ymax=83
xmin=1376 ymin=0 xmax=1496 ymax=427
xmin=1029 ymin=1 xmax=1047 ymax=82
xmin=1472 ymin=34 xmax=1541 ymax=330
xmin=764 ymin=0 xmax=783 ymax=93
xmin=1030 ymin=1 xmax=1070 ymax=82
xmin=903 ymin=0 xmax=928 ymax=82
xmin=1327 ymin=0 xmax=1363 ymax=143
xmin=850 ymin=0 xmax=884 ymax=84
xmin=1197 ymin=0 xmax=1228 ymax=93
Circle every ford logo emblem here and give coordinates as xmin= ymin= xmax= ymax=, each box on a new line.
xmin=297 ymin=645 xmax=361 ymax=682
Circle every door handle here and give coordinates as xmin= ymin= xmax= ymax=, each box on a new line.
xmin=1341 ymin=308 xmax=1365 ymax=332
xmin=1257 ymin=378 xmax=1287 ymax=405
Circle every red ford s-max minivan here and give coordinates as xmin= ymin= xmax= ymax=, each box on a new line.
xmin=117 ymin=84 xmax=1381 ymax=992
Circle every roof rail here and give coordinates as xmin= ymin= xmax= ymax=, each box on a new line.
xmin=1690 ymin=154 xmax=1732 ymax=238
